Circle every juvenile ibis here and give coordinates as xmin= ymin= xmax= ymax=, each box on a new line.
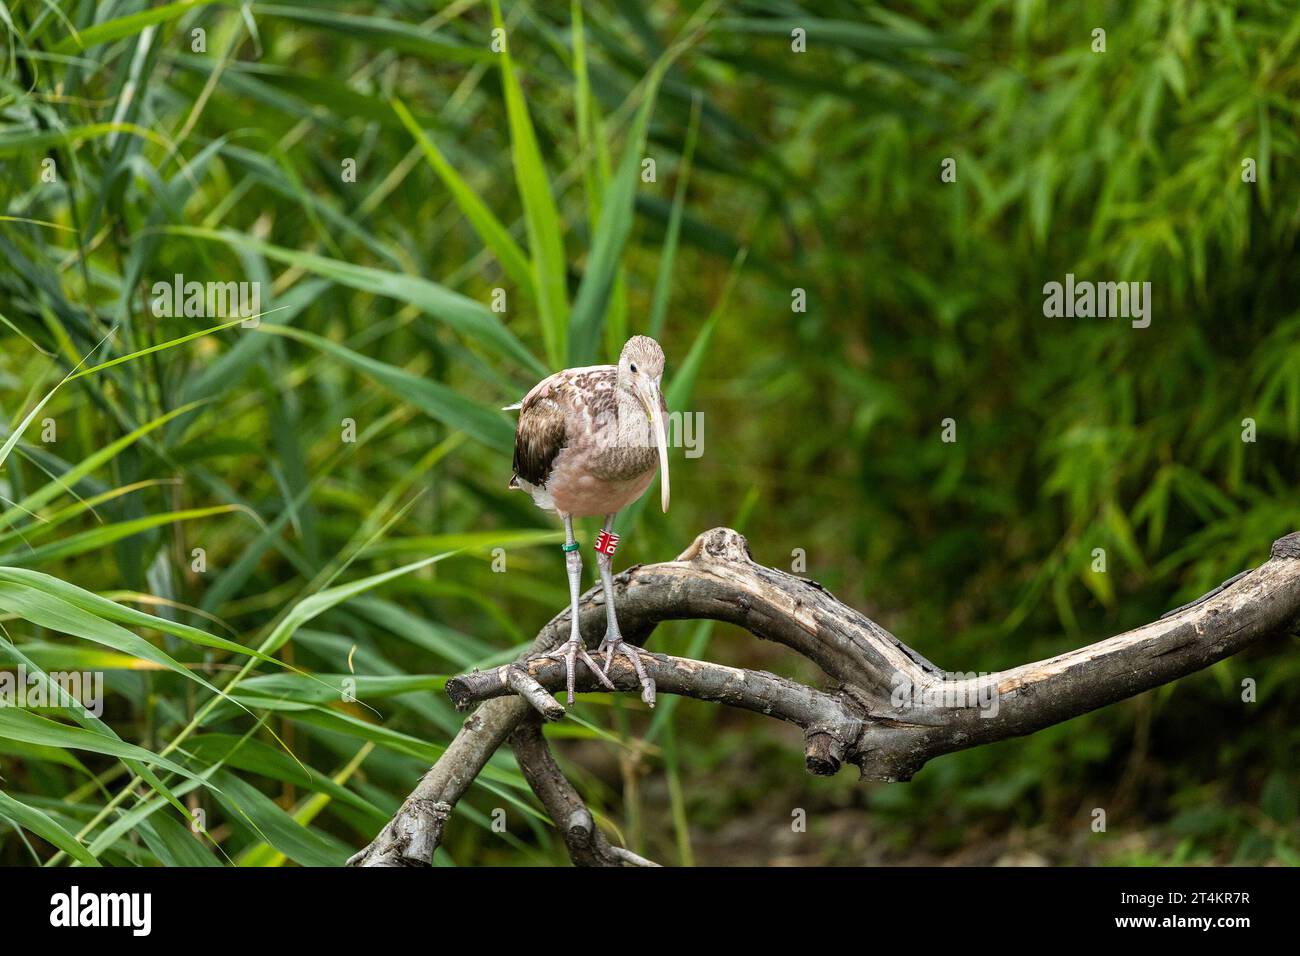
xmin=506 ymin=335 xmax=670 ymax=708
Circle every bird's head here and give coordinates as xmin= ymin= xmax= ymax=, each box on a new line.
xmin=617 ymin=335 xmax=670 ymax=512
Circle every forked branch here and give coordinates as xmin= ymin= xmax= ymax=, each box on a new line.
xmin=348 ymin=527 xmax=1300 ymax=867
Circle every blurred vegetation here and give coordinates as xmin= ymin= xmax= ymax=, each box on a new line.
xmin=1 ymin=0 xmax=1298 ymax=866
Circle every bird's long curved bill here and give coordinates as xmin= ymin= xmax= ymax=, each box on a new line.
xmin=641 ymin=385 xmax=671 ymax=512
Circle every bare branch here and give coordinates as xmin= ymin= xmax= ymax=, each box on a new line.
xmin=350 ymin=527 xmax=1300 ymax=867
xmin=509 ymin=715 xmax=659 ymax=867
xmin=345 ymin=696 xmax=523 ymax=866
xmin=449 ymin=653 xmax=850 ymax=733
xmin=451 ymin=651 xmax=863 ymax=778
xmin=492 ymin=662 xmax=567 ymax=721
xmin=346 ymin=797 xmax=450 ymax=868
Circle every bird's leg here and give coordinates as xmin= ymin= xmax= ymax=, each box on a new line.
xmin=595 ymin=513 xmax=656 ymax=707
xmin=533 ymin=513 xmax=613 ymax=706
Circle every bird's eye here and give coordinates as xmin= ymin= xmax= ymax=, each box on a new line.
xmin=629 ymin=362 xmax=638 ymax=373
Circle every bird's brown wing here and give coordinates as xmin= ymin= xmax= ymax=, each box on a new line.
xmin=512 ymin=387 xmax=568 ymax=487
xmin=509 ymin=366 xmax=617 ymax=488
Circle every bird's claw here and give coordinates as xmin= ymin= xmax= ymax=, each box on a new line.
xmin=598 ymin=634 xmax=657 ymax=708
xmin=529 ymin=637 xmax=614 ymax=705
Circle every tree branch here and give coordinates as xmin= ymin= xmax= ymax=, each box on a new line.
xmin=509 ymin=715 xmax=659 ymax=867
xmin=450 ymin=652 xmax=862 ymax=776
xmin=349 ymin=527 xmax=1300 ymax=866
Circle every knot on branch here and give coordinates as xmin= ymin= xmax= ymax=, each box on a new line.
xmin=347 ymin=797 xmax=452 ymax=867
xmin=1271 ymin=532 xmax=1300 ymax=560
xmin=676 ymin=526 xmax=753 ymax=563
xmin=804 ymin=730 xmax=846 ymax=776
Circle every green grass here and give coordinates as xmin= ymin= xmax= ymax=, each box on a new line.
xmin=1 ymin=0 xmax=1298 ymax=867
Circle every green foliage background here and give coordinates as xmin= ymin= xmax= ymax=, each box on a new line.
xmin=0 ymin=0 xmax=1297 ymax=866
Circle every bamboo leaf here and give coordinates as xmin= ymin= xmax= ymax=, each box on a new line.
xmin=392 ymin=97 xmax=533 ymax=294
xmin=568 ymin=77 xmax=662 ymax=364
xmin=0 ymin=790 xmax=101 ymax=867
xmin=259 ymin=325 xmax=515 ymax=450
xmin=260 ymin=550 xmax=459 ymax=655
xmin=491 ymin=0 xmax=569 ymax=367
xmin=158 ymin=226 xmax=546 ymax=377
xmin=649 ymin=95 xmax=703 ymax=339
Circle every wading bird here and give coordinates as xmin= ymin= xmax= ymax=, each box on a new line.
xmin=506 ymin=335 xmax=670 ymax=708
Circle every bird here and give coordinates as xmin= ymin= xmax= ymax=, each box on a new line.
xmin=505 ymin=335 xmax=670 ymax=708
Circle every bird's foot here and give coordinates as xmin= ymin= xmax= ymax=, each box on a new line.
xmin=529 ymin=636 xmax=615 ymax=705
xmin=598 ymin=633 xmax=656 ymax=707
